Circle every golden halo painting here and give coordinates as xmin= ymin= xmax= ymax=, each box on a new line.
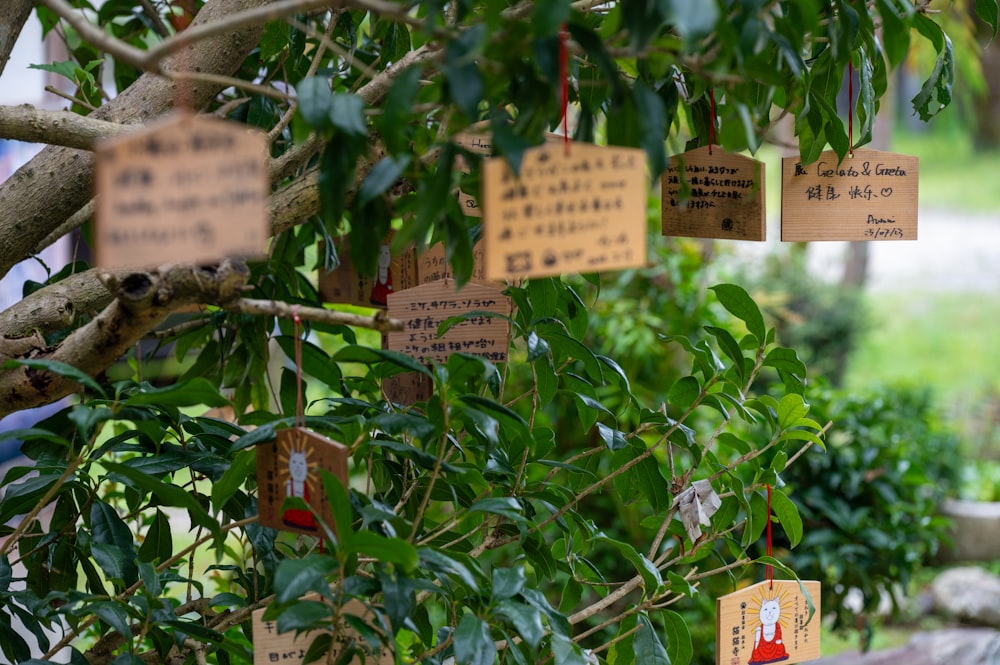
xmin=716 ymin=580 xmax=821 ymax=665
xmin=278 ymin=429 xmax=319 ymax=532
xmin=746 ymin=585 xmax=792 ymax=664
xmin=255 ymin=427 xmax=349 ymax=536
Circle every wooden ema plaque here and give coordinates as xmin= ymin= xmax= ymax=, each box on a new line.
xmin=662 ymin=146 xmax=766 ymax=241
xmin=482 ymin=142 xmax=647 ymax=280
xmin=252 ymin=598 xmax=392 ymax=665
xmin=717 ymin=580 xmax=821 ymax=665
xmin=317 ymin=234 xmax=418 ymax=309
xmin=415 ymin=241 xmax=488 ymax=284
xmin=380 ymin=363 xmax=434 ymax=406
xmin=386 ymin=279 xmax=512 ymax=365
xmin=256 ymin=428 xmax=348 ymax=536
xmin=781 ymin=149 xmax=919 ymax=241
xmin=454 ymin=129 xmax=564 ymax=217
xmin=95 ymin=112 xmax=270 ymax=269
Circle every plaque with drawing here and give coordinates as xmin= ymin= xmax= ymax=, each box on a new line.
xmin=95 ymin=112 xmax=270 ymax=269
xmin=662 ymin=146 xmax=766 ymax=241
xmin=781 ymin=149 xmax=918 ymax=241
xmin=255 ymin=428 xmax=348 ymax=536
xmin=716 ymin=580 xmax=821 ymax=665
xmin=481 ymin=142 xmax=648 ymax=280
xmin=317 ymin=233 xmax=418 ymax=309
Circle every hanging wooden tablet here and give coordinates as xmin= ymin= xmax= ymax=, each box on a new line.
xmin=416 ymin=241 xmax=488 ymax=284
xmin=716 ymin=580 xmax=821 ymax=665
xmin=95 ymin=112 xmax=270 ymax=269
xmin=662 ymin=146 xmax=766 ymax=241
xmin=781 ymin=149 xmax=919 ymax=241
xmin=256 ymin=427 xmax=348 ymax=536
xmin=482 ymin=142 xmax=648 ymax=280
xmin=317 ymin=233 xmax=418 ymax=308
xmin=454 ymin=128 xmax=493 ymax=217
xmin=454 ymin=129 xmax=565 ymax=217
xmin=386 ymin=279 xmax=512 ymax=365
xmin=380 ymin=362 xmax=434 ymax=406
xmin=252 ymin=598 xmax=393 ymax=665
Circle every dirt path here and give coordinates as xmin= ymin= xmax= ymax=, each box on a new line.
xmin=803 ymin=209 xmax=1000 ymax=294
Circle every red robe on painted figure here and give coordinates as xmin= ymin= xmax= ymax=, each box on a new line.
xmin=282 ymin=484 xmax=317 ymax=531
xmin=748 ymin=623 xmax=788 ymax=665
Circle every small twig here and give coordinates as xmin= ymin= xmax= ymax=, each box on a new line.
xmin=44 ymin=85 xmax=97 ymax=111
xmin=138 ymin=0 xmax=172 ymax=38
xmin=223 ymin=298 xmax=404 ymax=332
xmin=166 ymin=70 xmax=292 ymax=102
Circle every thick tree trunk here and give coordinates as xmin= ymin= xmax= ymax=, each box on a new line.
xmin=0 ymin=0 xmax=275 ymax=282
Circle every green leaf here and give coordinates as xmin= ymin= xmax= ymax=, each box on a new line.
xmin=102 ymin=462 xmax=223 ymax=546
xmin=704 ymin=326 xmax=745 ymax=377
xmin=276 ymin=600 xmax=330 ymax=633
xmin=443 ymin=25 xmax=487 ymax=119
xmin=138 ymin=509 xmax=173 ymax=564
xmin=375 ymin=65 xmax=421 ymax=154
xmin=494 ymin=599 xmax=544 ymax=649
xmin=89 ymin=600 xmax=132 ymax=637
xmin=211 ymin=449 xmax=255 ymax=513
xmin=596 ymin=423 xmax=628 ymax=451
xmin=333 ymin=345 xmax=433 ymax=376
xmin=661 ymin=610 xmax=692 ymax=665
xmin=532 ymin=0 xmax=570 ymax=35
xmin=593 ymin=535 xmax=662 ymax=593
xmin=668 ymin=376 xmax=700 ymax=408
xmin=467 ymin=497 xmax=527 ymax=523
xmin=633 ymin=79 xmax=667 ymax=178
xmin=124 ymin=378 xmax=229 ymax=408
xmin=90 ymin=501 xmax=133 ymax=548
xmin=911 ymin=16 xmax=954 ymax=121
xmin=274 ymin=555 xmax=338 ymax=604
xmin=709 ymin=284 xmax=766 ymax=343
xmin=91 ymin=542 xmax=136 ymax=586
xmin=634 ymin=614 xmax=671 ymax=665
xmin=552 ymin=632 xmax=590 ymax=665
xmin=297 ymin=76 xmax=333 ymax=130
xmin=341 ymin=531 xmax=418 ymax=573
xmin=320 ymin=469 xmax=354 ymax=543
xmin=274 ymin=337 xmax=342 ymax=390
xmin=3 ymin=358 xmax=106 ymax=398
xmin=977 ymin=0 xmax=999 ymax=41
xmin=455 ymin=614 xmax=495 ymax=665
xmin=492 ymin=566 xmax=527 ymax=599
xmin=777 ymin=393 xmax=808 ymax=430
xmin=770 ymin=489 xmax=803 ymax=548
xmin=329 ymin=93 xmax=367 ymax=139
xmin=358 ymin=155 xmax=411 ymax=207
xmin=667 ymin=0 xmax=718 ymax=43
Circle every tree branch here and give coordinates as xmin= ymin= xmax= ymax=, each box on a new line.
xmin=224 ymin=299 xmax=403 ymax=332
xmin=0 ymin=104 xmax=133 ymax=149
xmin=0 ymin=0 xmax=276 ymax=282
xmin=0 ymin=0 xmax=34 ymax=79
xmin=0 ymin=261 xmax=250 ymax=418
xmin=0 ymin=268 xmax=118 ymax=340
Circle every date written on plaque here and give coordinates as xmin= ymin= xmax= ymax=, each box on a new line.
xmin=781 ymin=149 xmax=918 ymax=242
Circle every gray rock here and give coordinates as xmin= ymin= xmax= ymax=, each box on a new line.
xmin=814 ymin=629 xmax=1000 ymax=665
xmin=933 ymin=567 xmax=1000 ymax=627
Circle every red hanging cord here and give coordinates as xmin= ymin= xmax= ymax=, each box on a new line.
xmin=848 ymin=60 xmax=854 ymax=158
xmin=708 ymin=89 xmax=717 ymax=155
xmin=766 ymin=484 xmax=773 ymax=589
xmin=293 ymin=305 xmax=304 ymax=429
xmin=559 ymin=23 xmax=570 ymax=154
